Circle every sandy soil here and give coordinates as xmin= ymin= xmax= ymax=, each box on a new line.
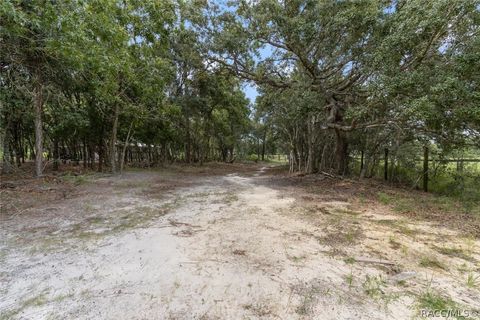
xmin=1 ymin=165 xmax=479 ymax=319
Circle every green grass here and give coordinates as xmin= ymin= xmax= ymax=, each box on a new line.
xmin=376 ymin=189 xmax=480 ymax=222
xmin=389 ymin=235 xmax=401 ymax=249
xmin=415 ymin=290 xmax=472 ymax=320
xmin=345 ymin=272 xmax=354 ymax=288
xmin=362 ymin=275 xmax=386 ymax=299
xmin=320 ymin=226 xmax=363 ymax=246
xmin=463 ymin=236 xmax=476 ymax=256
xmin=466 ymin=273 xmax=479 ymax=288
xmin=0 ymin=293 xmax=48 ymax=320
xmin=358 ymin=146 xmax=480 ymax=215
xmin=0 ymin=250 xmax=7 ymax=264
xmin=86 ymin=216 xmax=105 ymax=224
xmin=434 ymin=246 xmax=473 ymax=262
xmin=344 ymin=257 xmax=356 ymax=264
xmin=377 ymin=192 xmax=392 ymax=205
xmin=288 ymin=254 xmax=307 ymax=263
xmin=61 ymin=173 xmax=93 ymax=185
xmin=223 ymin=192 xmax=239 ymax=204
xmin=374 ymin=218 xmax=419 ymax=237
xmin=245 ymin=154 xmax=288 ymax=164
xmin=51 ymin=292 xmax=74 ymax=303
xmin=417 ymin=290 xmax=454 ymax=310
xmin=419 ymin=256 xmax=447 ymax=270
xmin=377 ymin=192 xmax=458 ymax=214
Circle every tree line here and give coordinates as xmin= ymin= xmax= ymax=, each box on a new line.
xmin=1 ymin=0 xmax=479 ymax=178
xmin=201 ymin=0 xmax=480 ymax=175
xmin=1 ymin=0 xmax=252 ymax=176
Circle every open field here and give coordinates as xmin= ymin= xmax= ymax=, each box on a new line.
xmin=1 ymin=164 xmax=479 ymax=319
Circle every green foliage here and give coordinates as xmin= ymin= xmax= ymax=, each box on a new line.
xmin=1 ymin=0 xmax=478 ymax=182
xmin=1 ymin=0 xmax=251 ymax=173
xmin=198 ymin=0 xmax=480 ymax=175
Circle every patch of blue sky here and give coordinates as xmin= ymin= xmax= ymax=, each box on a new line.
xmin=383 ymin=1 xmax=396 ymax=14
xmin=243 ymin=82 xmax=258 ymax=103
xmin=243 ymin=43 xmax=274 ymax=102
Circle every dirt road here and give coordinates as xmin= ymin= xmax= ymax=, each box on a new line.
xmin=1 ymin=165 xmax=479 ymax=319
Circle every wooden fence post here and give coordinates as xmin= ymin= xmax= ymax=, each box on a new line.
xmin=423 ymin=146 xmax=429 ymax=192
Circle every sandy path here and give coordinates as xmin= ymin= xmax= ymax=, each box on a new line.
xmin=1 ymin=168 xmax=477 ymax=319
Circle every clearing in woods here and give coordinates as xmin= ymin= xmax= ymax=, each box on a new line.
xmin=1 ymin=164 xmax=479 ymax=319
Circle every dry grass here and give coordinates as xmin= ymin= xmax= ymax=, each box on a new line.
xmin=2 ymin=164 xmax=479 ymax=318
xmin=261 ymin=167 xmax=480 ymax=238
xmin=433 ymin=246 xmax=474 ymax=262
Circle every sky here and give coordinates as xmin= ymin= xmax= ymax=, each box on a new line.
xmin=240 ymin=45 xmax=274 ymax=104
xmin=243 ymin=82 xmax=258 ymax=104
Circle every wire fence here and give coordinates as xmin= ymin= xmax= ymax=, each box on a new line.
xmin=350 ymin=152 xmax=480 ymax=199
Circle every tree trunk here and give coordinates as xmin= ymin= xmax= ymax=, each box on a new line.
xmin=261 ymin=127 xmax=267 ymax=161
xmin=13 ymin=125 xmax=21 ymax=167
xmin=83 ymin=138 xmax=87 ymax=169
xmin=423 ymin=146 xmax=429 ymax=192
xmin=33 ymin=76 xmax=44 ymax=177
xmin=1 ymin=119 xmax=12 ymax=174
xmin=360 ymin=150 xmax=364 ymax=174
xmin=384 ymin=148 xmax=389 ymax=181
xmin=185 ymin=115 xmax=191 ymax=163
xmin=18 ymin=129 xmax=25 ymax=165
xmin=221 ymin=147 xmax=228 ymax=162
xmin=334 ymin=129 xmax=348 ymax=175
xmin=53 ymin=138 xmax=59 ymax=171
xmin=98 ymin=144 xmax=103 ymax=172
xmin=289 ymin=149 xmax=296 ymax=173
xmin=88 ymin=143 xmax=94 ymax=169
xmin=319 ymin=142 xmax=329 ymax=172
xmin=306 ymin=116 xmax=315 ymax=174
xmin=110 ymin=104 xmax=120 ymax=173
xmin=360 ymin=151 xmax=370 ymax=178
